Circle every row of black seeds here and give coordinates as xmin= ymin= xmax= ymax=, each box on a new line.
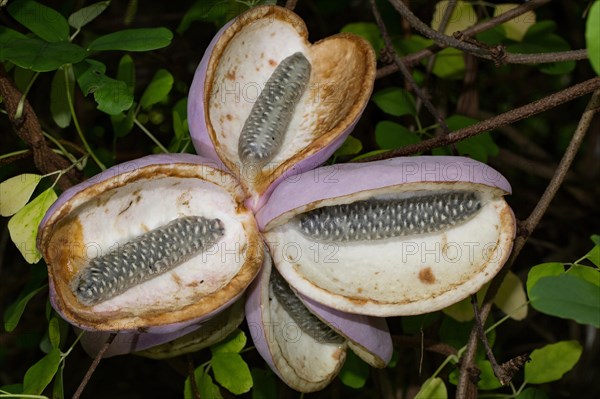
xmin=297 ymin=191 xmax=482 ymax=242
xmin=269 ymin=269 xmax=343 ymax=344
xmin=72 ymin=216 xmax=225 ymax=306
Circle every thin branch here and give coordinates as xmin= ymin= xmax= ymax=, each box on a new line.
xmin=456 ymin=89 xmax=600 ymax=398
xmin=376 ymin=0 xmax=585 ymax=79
xmin=370 ymin=0 xmax=449 ymax=133
xmin=356 ymin=77 xmax=600 ymax=161
xmin=187 ymin=355 xmax=201 ymax=399
xmin=471 ymin=295 xmax=507 ymax=384
xmin=72 ymin=333 xmax=117 ymax=399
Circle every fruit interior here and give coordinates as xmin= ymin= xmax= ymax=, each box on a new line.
xmin=206 ymin=9 xmax=373 ymax=177
xmin=43 ymin=167 xmax=260 ymax=329
xmin=264 ymin=181 xmax=515 ymax=316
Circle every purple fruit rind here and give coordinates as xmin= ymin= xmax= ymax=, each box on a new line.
xmin=256 ymin=156 xmax=512 ymax=230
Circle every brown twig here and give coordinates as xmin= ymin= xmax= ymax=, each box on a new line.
xmin=0 ymin=69 xmax=81 ymax=190
xmin=370 ymin=0 xmax=450 ymax=134
xmin=187 ymin=355 xmax=201 ymax=399
xmin=456 ymin=89 xmax=600 ymax=398
xmin=386 ymin=0 xmax=588 ymax=66
xmin=471 ymin=295 xmax=508 ymax=384
xmin=376 ymin=0 xmax=584 ymax=79
xmin=72 ymin=333 xmax=117 ymax=399
xmin=356 ymin=77 xmax=600 ymax=161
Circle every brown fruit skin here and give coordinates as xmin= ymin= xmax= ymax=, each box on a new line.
xmin=188 ymin=5 xmax=377 ymax=209
xmin=38 ymin=154 xmax=263 ymax=333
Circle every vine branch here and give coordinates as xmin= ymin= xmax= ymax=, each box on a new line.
xmin=376 ymin=0 xmax=586 ymax=79
xmin=456 ymin=89 xmax=600 ymax=397
xmin=357 ymin=77 xmax=600 ymax=161
xmin=0 ymin=69 xmax=81 ymax=190
xmin=72 ymin=333 xmax=117 ymax=399
xmin=370 ymin=0 xmax=449 ymax=133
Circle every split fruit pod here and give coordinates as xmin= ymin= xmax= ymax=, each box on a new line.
xmin=245 ymin=253 xmax=393 ymax=392
xmin=37 ymin=154 xmax=264 ymax=355
xmin=256 ymin=156 xmax=517 ymax=317
xmin=188 ymin=4 xmax=377 ymax=209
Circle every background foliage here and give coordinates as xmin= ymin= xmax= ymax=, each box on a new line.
xmin=0 ymin=0 xmax=599 ymax=398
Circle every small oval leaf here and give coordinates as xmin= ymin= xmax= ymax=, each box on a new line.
xmin=88 ymin=28 xmax=173 ymax=52
xmin=8 ymin=0 xmax=69 ymax=42
xmin=8 ymin=187 xmax=57 ymax=264
xmin=525 ymin=340 xmax=582 ymax=384
xmin=586 ymin=1 xmax=600 ymax=75
xmin=140 ymin=69 xmax=173 ymax=109
xmin=414 ymin=377 xmax=447 ymax=399
xmin=0 ymin=174 xmax=42 ymax=216
xmin=212 ymin=352 xmax=253 ymax=395
xmin=50 ymin=68 xmax=73 ymax=128
xmin=494 ymin=271 xmax=528 ymax=320
xmin=68 ymin=1 xmax=111 ymax=30
xmin=22 ymin=348 xmax=62 ymax=395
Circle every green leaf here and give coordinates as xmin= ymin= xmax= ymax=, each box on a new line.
xmin=517 ymin=387 xmax=550 ymax=399
xmin=211 ymin=329 xmax=246 ymax=355
xmin=586 ymin=1 xmax=600 ymax=75
xmin=8 ymin=0 xmax=69 ymax=42
xmin=50 ymin=67 xmax=73 ymax=128
xmin=74 ymin=60 xmax=133 ymax=115
xmin=178 ymin=0 xmax=275 ymax=31
xmin=584 ymin=245 xmax=600 ymax=268
xmin=372 ymin=87 xmax=416 ymax=117
xmin=22 ymin=348 xmax=62 ymax=394
xmin=52 ymin=363 xmax=65 ymax=399
xmin=171 ymin=98 xmax=189 ymax=149
xmin=140 ymin=69 xmax=173 ymax=109
xmin=431 ymin=1 xmax=476 ymax=35
xmin=184 ymin=367 xmax=223 ymax=399
xmin=530 ymin=274 xmax=600 ymax=327
xmin=117 ymin=54 xmax=136 ymax=95
xmin=339 ymin=351 xmax=369 ymax=389
xmin=3 ymin=284 xmax=47 ymax=332
xmin=250 ymin=368 xmax=276 ymax=399
xmin=8 ymin=188 xmax=57 ymax=264
xmin=0 ymin=174 xmax=42 ymax=217
xmin=446 ymin=115 xmax=498 ymax=162
xmin=525 ymin=20 xmax=557 ymax=37
xmin=526 ymin=262 xmax=564 ymax=295
xmin=525 ymin=340 xmax=582 ymax=384
xmin=334 ymin=135 xmax=363 ymax=157
xmin=68 ymin=1 xmax=110 ymax=30
xmin=350 ymin=149 xmax=388 ymax=161
xmin=211 ymin=352 xmax=252 ymax=394
xmin=494 ymin=4 xmax=536 ymax=42
xmin=566 ymin=265 xmax=600 ymax=286
xmin=111 ymin=107 xmax=136 ymax=138
xmin=455 ymin=133 xmax=498 ymax=162
xmin=414 ymin=377 xmax=447 ymax=399
xmin=48 ymin=317 xmax=61 ymax=349
xmin=431 ymin=47 xmax=465 ymax=79
xmin=494 ymin=271 xmax=528 ymax=320
xmin=375 ymin=121 xmax=421 ymax=150
xmin=341 ymin=22 xmax=384 ymax=54
xmin=0 ymin=384 xmax=23 ymax=394
xmin=0 ymin=38 xmax=87 ymax=72
xmin=476 ymin=360 xmax=502 ymax=390
xmin=591 ymin=234 xmax=600 ymax=246
xmin=443 ymin=296 xmax=474 ymax=321
xmin=88 ymin=28 xmax=173 ymax=52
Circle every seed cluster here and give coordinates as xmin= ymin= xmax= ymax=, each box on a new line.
xmin=270 ymin=269 xmax=342 ymax=344
xmin=238 ymin=52 xmax=311 ymax=167
xmin=72 ymin=216 xmax=225 ymax=306
xmin=298 ymin=191 xmax=482 ymax=242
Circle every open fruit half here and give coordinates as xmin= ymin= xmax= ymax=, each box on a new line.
xmin=188 ymin=5 xmax=376 ymax=209
xmin=37 ymin=154 xmax=263 ymax=332
xmin=257 ymin=156 xmax=516 ymax=316
xmin=245 ymin=252 xmax=392 ymax=392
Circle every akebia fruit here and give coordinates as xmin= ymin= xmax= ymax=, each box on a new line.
xmin=188 ymin=5 xmax=377 ymax=209
xmin=35 ymin=4 xmax=516 ymax=393
xmin=37 ymin=154 xmax=263 ymax=333
xmin=255 ymin=156 xmax=516 ymax=317
xmin=245 ymin=254 xmax=392 ymax=392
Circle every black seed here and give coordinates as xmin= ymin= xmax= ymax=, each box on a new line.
xmin=270 ymin=269 xmax=342 ymax=344
xmin=72 ymin=216 xmax=225 ymax=306
xmin=238 ymin=52 xmax=311 ymax=167
xmin=298 ymin=191 xmax=482 ymax=242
